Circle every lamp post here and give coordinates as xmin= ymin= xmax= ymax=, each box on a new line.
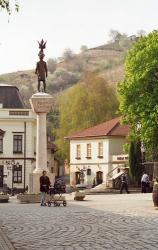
xmin=141 ymin=143 xmax=145 ymax=170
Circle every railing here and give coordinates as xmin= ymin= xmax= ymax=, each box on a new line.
xmin=106 ymin=165 xmax=120 ymax=187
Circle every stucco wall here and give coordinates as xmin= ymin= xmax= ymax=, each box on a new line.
xmin=109 ymin=138 xmax=126 ymax=158
xmin=69 ymin=137 xmax=127 ymax=186
xmin=70 ymin=138 xmax=109 ymax=164
xmin=0 ymin=108 xmax=55 ymax=190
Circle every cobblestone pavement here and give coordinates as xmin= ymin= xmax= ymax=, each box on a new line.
xmin=0 ymin=227 xmax=15 ymax=250
xmin=0 ymin=194 xmax=158 ymax=250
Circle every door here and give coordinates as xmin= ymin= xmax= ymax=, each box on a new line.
xmin=0 ymin=165 xmax=4 ymax=188
xmin=75 ymin=171 xmax=81 ymax=185
xmin=96 ymin=171 xmax=103 ymax=185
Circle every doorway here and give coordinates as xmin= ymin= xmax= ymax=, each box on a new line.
xmin=75 ymin=171 xmax=81 ymax=185
xmin=96 ymin=171 xmax=103 ymax=185
xmin=0 ymin=165 xmax=4 ymax=188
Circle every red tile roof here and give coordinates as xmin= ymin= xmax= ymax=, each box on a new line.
xmin=66 ymin=117 xmax=129 ymax=139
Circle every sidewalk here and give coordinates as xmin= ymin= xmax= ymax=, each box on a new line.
xmin=0 ymin=227 xmax=15 ymax=250
xmin=0 ymin=193 xmax=158 ymax=250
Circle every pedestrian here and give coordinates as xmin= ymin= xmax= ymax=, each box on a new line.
xmin=120 ymin=169 xmax=130 ymax=194
xmin=141 ymin=171 xmax=149 ymax=193
xmin=40 ymin=170 xmax=51 ymax=206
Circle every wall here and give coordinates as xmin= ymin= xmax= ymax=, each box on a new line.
xmin=0 ymin=109 xmax=36 ymax=190
xmin=69 ymin=136 xmax=127 ymax=186
xmin=0 ymin=108 xmax=56 ymax=191
xmin=70 ymin=138 xmax=109 ymax=186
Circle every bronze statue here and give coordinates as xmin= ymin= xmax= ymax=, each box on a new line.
xmin=35 ymin=39 xmax=48 ymax=92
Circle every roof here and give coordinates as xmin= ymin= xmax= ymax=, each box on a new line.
xmin=66 ymin=117 xmax=129 ymax=139
xmin=0 ymin=84 xmax=25 ymax=109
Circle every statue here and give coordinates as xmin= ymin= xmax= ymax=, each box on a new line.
xmin=35 ymin=39 xmax=48 ymax=92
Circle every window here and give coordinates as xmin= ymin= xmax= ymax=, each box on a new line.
xmin=34 ymin=137 xmax=36 ymax=155
xmin=13 ymin=135 xmax=22 ymax=153
xmin=86 ymin=144 xmax=91 ymax=158
xmin=0 ymin=135 xmax=3 ymax=153
xmin=87 ymin=168 xmax=91 ymax=175
xmin=98 ymin=142 xmax=103 ymax=158
xmin=9 ymin=111 xmax=29 ymax=116
xmin=13 ymin=165 xmax=22 ymax=183
xmin=76 ymin=145 xmax=81 ymax=159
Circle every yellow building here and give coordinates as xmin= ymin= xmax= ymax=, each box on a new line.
xmin=0 ymin=84 xmax=56 ymax=193
xmin=66 ymin=117 xmax=129 ymax=187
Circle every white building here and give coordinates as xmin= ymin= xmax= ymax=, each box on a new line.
xmin=66 ymin=117 xmax=129 ymax=187
xmin=0 ymin=84 xmax=56 ymax=192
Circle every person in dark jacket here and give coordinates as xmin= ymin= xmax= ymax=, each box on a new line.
xmin=40 ymin=170 xmax=51 ymax=206
xmin=120 ymin=169 xmax=130 ymax=194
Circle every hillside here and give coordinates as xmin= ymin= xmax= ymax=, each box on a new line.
xmin=0 ymin=36 xmax=137 ymax=107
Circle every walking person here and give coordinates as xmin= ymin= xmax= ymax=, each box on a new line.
xmin=120 ymin=169 xmax=130 ymax=194
xmin=40 ymin=170 xmax=51 ymax=206
xmin=141 ymin=171 xmax=149 ymax=193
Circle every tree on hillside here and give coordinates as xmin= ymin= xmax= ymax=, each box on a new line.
xmin=80 ymin=45 xmax=88 ymax=53
xmin=47 ymin=58 xmax=56 ymax=74
xmin=118 ymin=31 xmax=158 ymax=161
xmin=56 ymin=73 xmax=119 ymax=160
xmin=0 ymin=0 xmax=19 ymax=14
xmin=108 ymin=29 xmax=128 ymax=43
xmin=62 ymin=48 xmax=74 ymax=61
xmin=108 ymin=29 xmax=122 ymax=42
xmin=47 ymin=68 xmax=80 ymax=93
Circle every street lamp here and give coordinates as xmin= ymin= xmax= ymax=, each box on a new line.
xmin=141 ymin=143 xmax=145 ymax=169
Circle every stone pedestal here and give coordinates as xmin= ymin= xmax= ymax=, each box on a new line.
xmin=29 ymin=173 xmax=55 ymax=194
xmin=29 ymin=92 xmax=54 ymax=193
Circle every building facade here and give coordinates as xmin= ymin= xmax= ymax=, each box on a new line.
xmin=0 ymin=84 xmax=56 ymax=192
xmin=66 ymin=117 xmax=129 ymax=187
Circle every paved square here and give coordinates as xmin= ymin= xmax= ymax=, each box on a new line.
xmin=0 ymin=194 xmax=158 ymax=250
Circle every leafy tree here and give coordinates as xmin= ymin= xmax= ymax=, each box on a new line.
xmin=47 ymin=58 xmax=56 ymax=74
xmin=118 ymin=31 xmax=158 ymax=160
xmin=0 ymin=0 xmax=19 ymax=14
xmin=47 ymin=109 xmax=60 ymax=136
xmin=129 ymin=141 xmax=142 ymax=185
xmin=47 ymin=68 xmax=80 ymax=93
xmin=56 ymin=73 xmax=119 ymax=160
xmin=135 ymin=141 xmax=143 ymax=183
xmin=129 ymin=141 xmax=135 ymax=179
xmin=62 ymin=48 xmax=74 ymax=61
xmin=80 ymin=45 xmax=88 ymax=53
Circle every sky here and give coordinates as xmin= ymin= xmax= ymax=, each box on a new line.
xmin=0 ymin=0 xmax=158 ymax=74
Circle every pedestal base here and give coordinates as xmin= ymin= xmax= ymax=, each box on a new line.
xmin=29 ymin=173 xmax=55 ymax=194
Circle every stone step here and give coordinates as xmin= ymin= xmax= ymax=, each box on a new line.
xmin=85 ymin=187 xmax=141 ymax=195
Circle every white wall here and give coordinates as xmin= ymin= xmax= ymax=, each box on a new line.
xmin=69 ymin=136 xmax=127 ymax=186
xmin=0 ymin=108 xmax=56 ymax=191
xmin=70 ymin=138 xmax=109 ymax=164
xmin=109 ymin=138 xmax=126 ymax=158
